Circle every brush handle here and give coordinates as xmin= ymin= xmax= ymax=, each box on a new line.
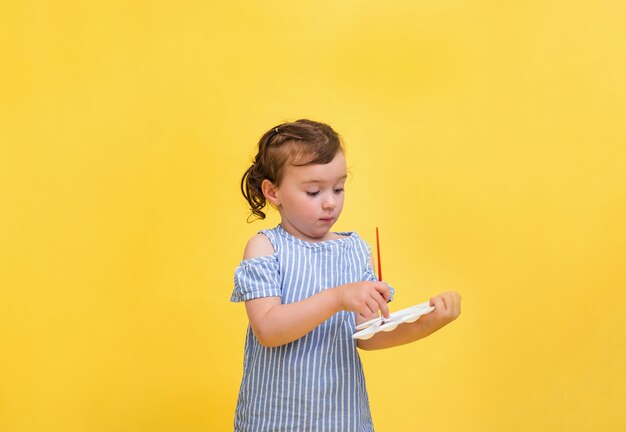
xmin=375 ymin=227 xmax=382 ymax=281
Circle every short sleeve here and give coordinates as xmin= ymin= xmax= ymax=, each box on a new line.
xmin=231 ymin=254 xmax=281 ymax=302
xmin=362 ymin=263 xmax=395 ymax=302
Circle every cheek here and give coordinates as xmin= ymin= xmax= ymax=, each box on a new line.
xmin=337 ymin=195 xmax=346 ymax=210
xmin=292 ymin=197 xmax=313 ymax=212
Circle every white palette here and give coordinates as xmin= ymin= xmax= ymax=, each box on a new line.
xmin=352 ymin=301 xmax=435 ymax=340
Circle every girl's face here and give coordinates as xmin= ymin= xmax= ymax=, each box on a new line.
xmin=269 ymin=151 xmax=347 ymax=242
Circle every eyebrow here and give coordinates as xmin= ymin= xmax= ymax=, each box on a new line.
xmin=301 ymin=175 xmax=348 ymax=184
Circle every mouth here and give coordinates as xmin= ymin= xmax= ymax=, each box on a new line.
xmin=319 ymin=216 xmax=334 ymax=223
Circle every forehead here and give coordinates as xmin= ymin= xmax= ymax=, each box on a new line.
xmin=284 ymin=151 xmax=347 ymax=183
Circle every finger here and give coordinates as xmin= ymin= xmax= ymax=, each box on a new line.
xmin=454 ymin=292 xmax=462 ymax=317
xmin=365 ymin=297 xmax=380 ymax=317
xmin=441 ymin=292 xmax=460 ymax=319
xmin=430 ymin=295 xmax=446 ymax=313
xmin=373 ymin=282 xmax=391 ymax=302
xmin=372 ymin=291 xmax=390 ymax=318
xmin=358 ymin=297 xmax=377 ymax=319
xmin=446 ymin=291 xmax=460 ymax=317
xmin=358 ymin=309 xmax=373 ymax=320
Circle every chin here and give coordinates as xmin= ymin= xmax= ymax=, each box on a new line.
xmin=308 ymin=228 xmax=331 ymax=241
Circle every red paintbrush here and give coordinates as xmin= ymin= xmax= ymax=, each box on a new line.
xmin=376 ymin=227 xmax=390 ymax=321
xmin=376 ymin=227 xmax=382 ymax=281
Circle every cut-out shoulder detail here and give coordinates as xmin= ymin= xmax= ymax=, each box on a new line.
xmin=243 ymin=233 xmax=275 ymax=260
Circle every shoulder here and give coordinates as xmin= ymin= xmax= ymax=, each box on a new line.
xmin=243 ymin=233 xmax=276 ymax=260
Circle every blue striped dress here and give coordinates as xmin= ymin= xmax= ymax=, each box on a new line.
xmin=231 ymin=224 xmax=391 ymax=431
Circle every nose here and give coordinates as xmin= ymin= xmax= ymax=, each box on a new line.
xmin=322 ymin=192 xmax=336 ymax=210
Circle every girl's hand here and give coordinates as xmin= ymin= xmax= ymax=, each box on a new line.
xmin=421 ymin=291 xmax=462 ymax=330
xmin=334 ymin=281 xmax=391 ymax=320
xmin=355 ymin=291 xmax=461 ymax=350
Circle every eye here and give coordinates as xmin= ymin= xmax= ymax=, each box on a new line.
xmin=333 ymin=187 xmax=344 ymax=194
xmin=306 ymin=191 xmax=320 ymax=197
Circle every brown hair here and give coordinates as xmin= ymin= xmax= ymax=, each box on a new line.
xmin=241 ymin=119 xmax=344 ymax=220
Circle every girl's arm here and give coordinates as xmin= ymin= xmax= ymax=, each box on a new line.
xmin=243 ymin=234 xmax=391 ymax=348
xmin=356 ymin=255 xmax=461 ymax=350
xmin=356 ymin=290 xmax=461 ymax=350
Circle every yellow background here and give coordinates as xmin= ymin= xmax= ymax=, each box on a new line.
xmin=1 ymin=1 xmax=625 ymax=431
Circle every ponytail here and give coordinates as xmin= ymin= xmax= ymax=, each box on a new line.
xmin=240 ymin=161 xmax=268 ymax=220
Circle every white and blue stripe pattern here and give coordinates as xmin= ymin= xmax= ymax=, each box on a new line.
xmin=231 ymin=224 xmax=385 ymax=431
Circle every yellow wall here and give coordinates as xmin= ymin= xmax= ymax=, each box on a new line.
xmin=1 ymin=1 xmax=625 ymax=431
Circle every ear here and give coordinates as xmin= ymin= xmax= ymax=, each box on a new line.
xmin=262 ymin=179 xmax=281 ymax=206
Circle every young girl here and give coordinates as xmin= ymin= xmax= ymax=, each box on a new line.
xmin=231 ymin=119 xmax=461 ymax=431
